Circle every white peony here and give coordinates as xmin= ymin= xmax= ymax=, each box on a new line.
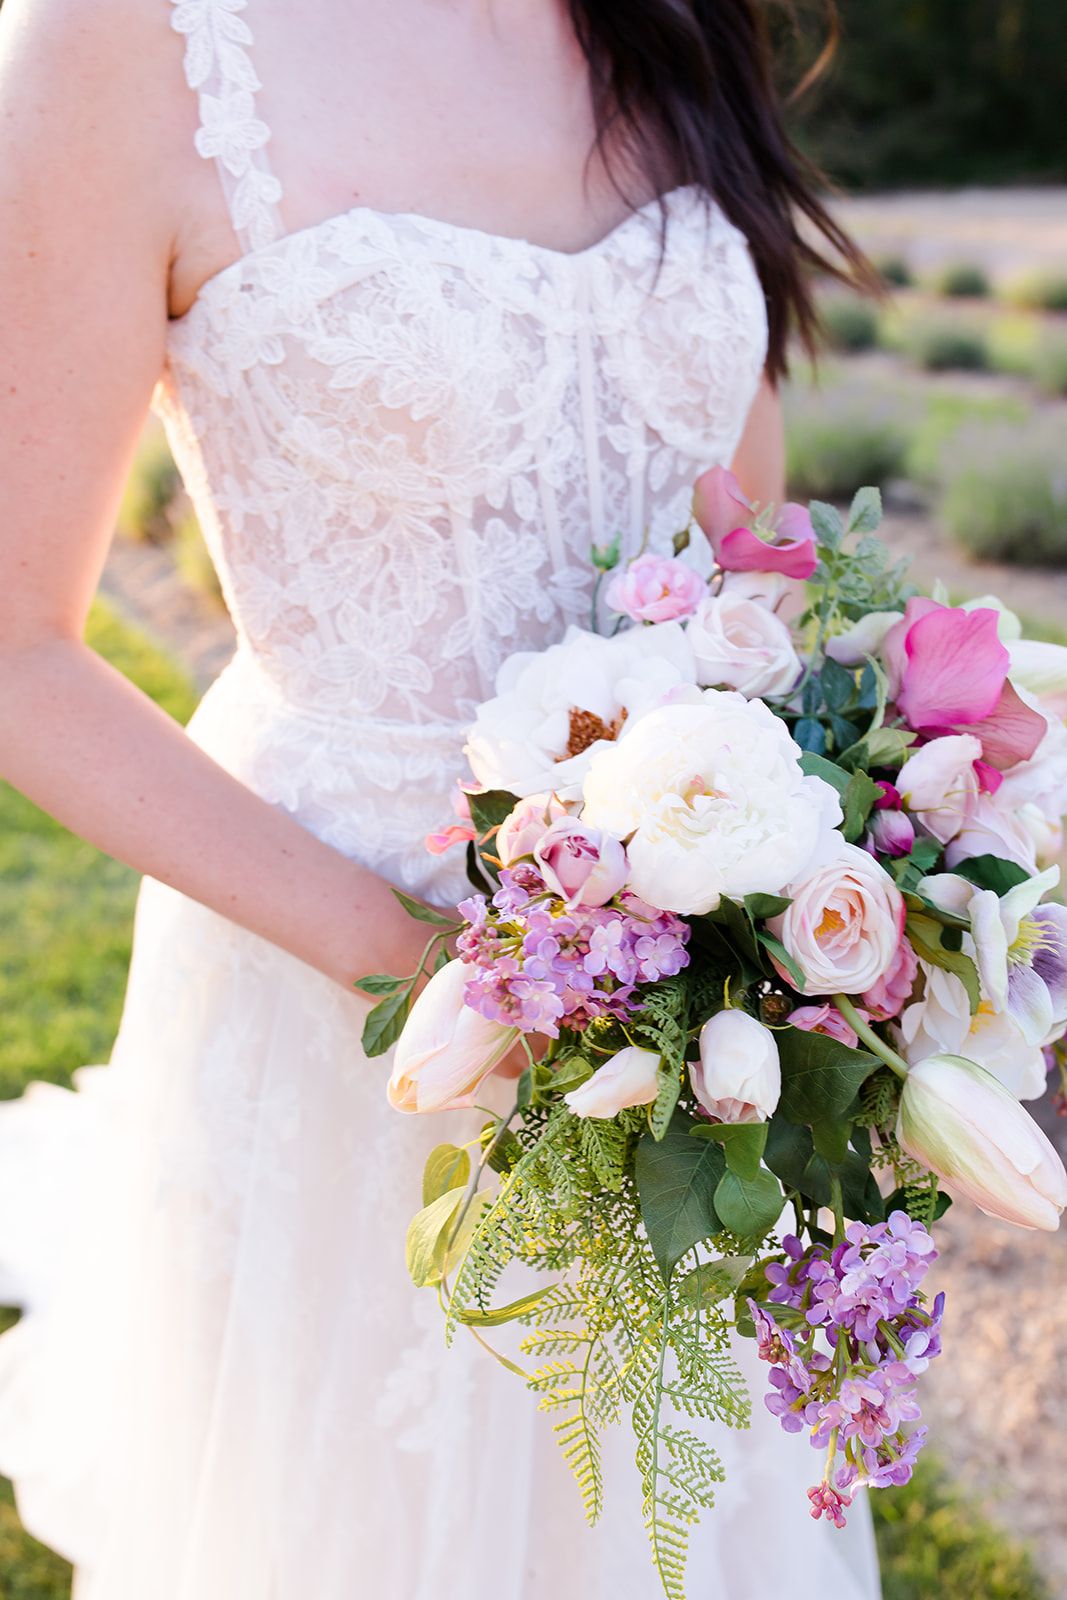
xmin=688 ymin=590 xmax=801 ymax=698
xmin=580 ymin=690 xmax=842 ymax=915
xmin=465 ymin=623 xmax=695 ymax=797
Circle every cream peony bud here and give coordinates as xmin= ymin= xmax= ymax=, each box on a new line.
xmin=691 ymin=1010 xmax=781 ymax=1123
xmin=563 ymin=1046 xmax=661 ymax=1119
xmin=387 ymin=961 xmax=517 ymax=1115
xmin=897 ymin=1053 xmax=1067 ymax=1231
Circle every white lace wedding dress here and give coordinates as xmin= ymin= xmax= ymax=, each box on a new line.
xmin=0 ymin=3 xmax=883 ymax=1595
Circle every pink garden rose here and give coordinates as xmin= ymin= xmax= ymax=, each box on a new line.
xmin=862 ymin=936 xmax=919 ymax=1022
xmin=496 ymin=793 xmax=568 ymax=866
xmin=770 ymin=841 xmax=905 ymax=997
xmin=883 ymin=599 xmax=1045 ymax=770
xmin=787 ymin=1003 xmax=862 ymax=1049
xmin=692 ymin=465 xmax=818 ymax=580
xmin=605 ymin=552 xmax=707 ymax=624
xmin=533 ymin=817 xmax=629 ymax=910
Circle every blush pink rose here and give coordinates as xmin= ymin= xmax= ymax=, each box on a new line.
xmin=496 ymin=793 xmax=568 ymax=866
xmin=605 ymin=552 xmax=707 ymax=624
xmin=534 ymin=818 xmax=629 ymax=909
xmin=862 ymin=936 xmax=919 ymax=1022
xmin=770 ymin=841 xmax=905 ymax=997
xmin=692 ymin=465 xmax=818 ymax=580
xmin=787 ymin=1003 xmax=863 ymax=1049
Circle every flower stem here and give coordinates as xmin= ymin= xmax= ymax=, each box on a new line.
xmin=833 ymin=994 xmax=909 ymax=1080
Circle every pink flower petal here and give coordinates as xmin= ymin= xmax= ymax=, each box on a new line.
xmin=897 ymin=606 xmax=1008 ymax=731
xmin=718 ymin=525 xmax=818 ymax=579
xmin=963 ymin=680 xmax=1048 ymax=771
xmin=425 ymin=824 xmax=477 ymax=856
xmin=692 ymin=465 xmax=752 ymax=550
xmin=882 ymin=596 xmax=940 ymax=699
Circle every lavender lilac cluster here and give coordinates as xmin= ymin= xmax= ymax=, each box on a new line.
xmin=749 ymin=1211 xmax=945 ymax=1528
xmin=457 ymin=865 xmax=690 ymax=1036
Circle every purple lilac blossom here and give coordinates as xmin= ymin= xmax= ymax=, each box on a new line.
xmin=457 ymin=867 xmax=690 ymax=1037
xmin=753 ymin=1212 xmax=942 ymax=1526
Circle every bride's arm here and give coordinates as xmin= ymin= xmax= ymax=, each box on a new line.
xmin=730 ymin=372 xmax=786 ymax=506
xmin=0 ymin=0 xmax=434 ymax=991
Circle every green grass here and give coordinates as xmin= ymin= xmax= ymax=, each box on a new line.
xmin=0 ymin=598 xmax=1055 ymax=1600
xmin=939 ymin=418 xmax=1067 ymax=566
xmin=875 ymin=1455 xmax=1049 ymax=1600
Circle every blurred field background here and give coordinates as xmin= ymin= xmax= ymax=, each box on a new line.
xmin=2 ymin=0 xmax=1066 ymax=1595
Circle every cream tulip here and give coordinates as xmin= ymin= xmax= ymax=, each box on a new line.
xmin=387 ymin=961 xmax=517 ymax=1114
xmin=563 ymin=1046 xmax=661 ymax=1119
xmin=691 ymin=1010 xmax=781 ymax=1123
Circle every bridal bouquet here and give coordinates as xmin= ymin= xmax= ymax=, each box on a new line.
xmin=361 ymin=470 xmax=1067 ymax=1599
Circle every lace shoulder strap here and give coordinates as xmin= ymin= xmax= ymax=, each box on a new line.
xmin=169 ymin=0 xmax=284 ymax=253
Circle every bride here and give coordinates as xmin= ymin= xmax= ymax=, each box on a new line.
xmin=0 ymin=0 xmax=883 ymax=1594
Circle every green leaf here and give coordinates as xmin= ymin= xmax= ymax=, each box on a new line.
xmin=700 ymin=1120 xmax=769 ymax=1181
xmin=405 ymin=1188 xmax=464 ymax=1287
xmin=422 ymin=1143 xmax=471 ymax=1207
xmin=842 ymin=768 xmax=883 ymax=843
xmin=830 ymin=714 xmax=862 ymax=753
xmin=454 ymin=1283 xmax=561 ymax=1328
xmin=544 ymin=1053 xmax=594 ymax=1093
xmin=777 ymin=1026 xmax=879 ymax=1124
xmin=714 ymin=1169 xmax=784 ymax=1243
xmin=467 ymin=788 xmax=519 ymax=835
xmin=799 ymin=750 xmax=851 ymax=797
xmin=794 ymin=717 xmax=827 ymax=755
xmin=906 ymin=913 xmax=982 ymax=1014
xmin=390 ymin=888 xmax=457 ymax=927
xmin=811 ymin=1119 xmax=851 ymax=1165
xmin=361 ymin=987 xmax=413 ymax=1057
xmin=635 ymin=1112 xmax=726 ymax=1283
xmin=848 ymin=486 xmax=883 ymax=534
xmin=821 ymin=657 xmax=856 ymax=713
xmin=756 ymin=929 xmax=804 ymax=989
xmin=810 ymin=500 xmax=845 ymax=551
xmin=676 ymin=1256 xmax=753 ymax=1309
xmin=354 ymin=972 xmax=406 ymax=996
xmin=801 ymin=675 xmax=823 ymax=716
xmin=858 ymin=726 xmax=918 ymax=768
xmin=744 ymin=892 xmax=792 ymax=920
xmin=954 ymin=853 xmax=1031 ymax=896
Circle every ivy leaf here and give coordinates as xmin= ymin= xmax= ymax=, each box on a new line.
xmin=714 ymin=1169 xmax=784 ymax=1243
xmin=842 ymin=768 xmax=883 ymax=843
xmin=777 ymin=1026 xmax=879 ymax=1124
xmin=422 ymin=1143 xmax=471 ymax=1207
xmin=821 ymin=657 xmax=856 ymax=713
xmin=361 ymin=987 xmax=413 ymax=1057
xmin=635 ymin=1111 xmax=726 ymax=1283
xmin=698 ymin=1120 xmax=769 ymax=1181
xmin=799 ymin=750 xmax=851 ymax=799
xmin=467 ymin=789 xmax=520 ymax=835
xmin=354 ymin=973 xmax=406 ymax=996
xmin=744 ymin=893 xmax=792 ymax=921
xmin=756 ymin=929 xmax=804 ymax=990
xmin=848 ymin=486 xmax=883 ymax=534
xmin=906 ymin=913 xmax=982 ymax=1014
xmin=390 ymin=889 xmax=457 ymax=928
xmin=405 ymin=1188 xmax=465 ymax=1287
xmin=794 ymin=717 xmax=827 ymax=755
xmin=954 ymin=854 xmax=1031 ymax=896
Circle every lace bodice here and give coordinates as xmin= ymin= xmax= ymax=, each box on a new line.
xmin=153 ymin=0 xmax=769 ymax=899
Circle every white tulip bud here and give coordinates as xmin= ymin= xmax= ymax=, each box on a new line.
xmin=690 ymin=1010 xmax=781 ymax=1123
xmin=387 ymin=961 xmax=517 ymax=1115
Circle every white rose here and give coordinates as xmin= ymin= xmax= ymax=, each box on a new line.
xmin=718 ymin=569 xmax=792 ymax=611
xmin=769 ymin=840 xmax=905 ymax=996
xmin=465 ymin=622 xmax=695 ymax=797
xmin=897 ymin=734 xmax=982 ymax=844
xmin=580 ymin=690 xmax=842 ymax=916
xmin=688 ymin=591 xmax=801 ymax=698
xmin=690 ymin=1010 xmax=781 ymax=1122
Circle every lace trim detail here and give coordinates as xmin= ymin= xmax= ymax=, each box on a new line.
xmin=169 ymin=0 xmax=284 ymax=252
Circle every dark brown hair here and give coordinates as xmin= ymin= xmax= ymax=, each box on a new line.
xmin=569 ymin=0 xmax=875 ymax=379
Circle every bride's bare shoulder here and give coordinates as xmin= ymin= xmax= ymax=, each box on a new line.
xmin=0 ymin=0 xmax=201 ymax=246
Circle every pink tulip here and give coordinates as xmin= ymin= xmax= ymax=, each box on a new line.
xmin=788 ymin=1004 xmax=861 ymax=1050
xmin=692 ymin=465 xmax=818 ymax=580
